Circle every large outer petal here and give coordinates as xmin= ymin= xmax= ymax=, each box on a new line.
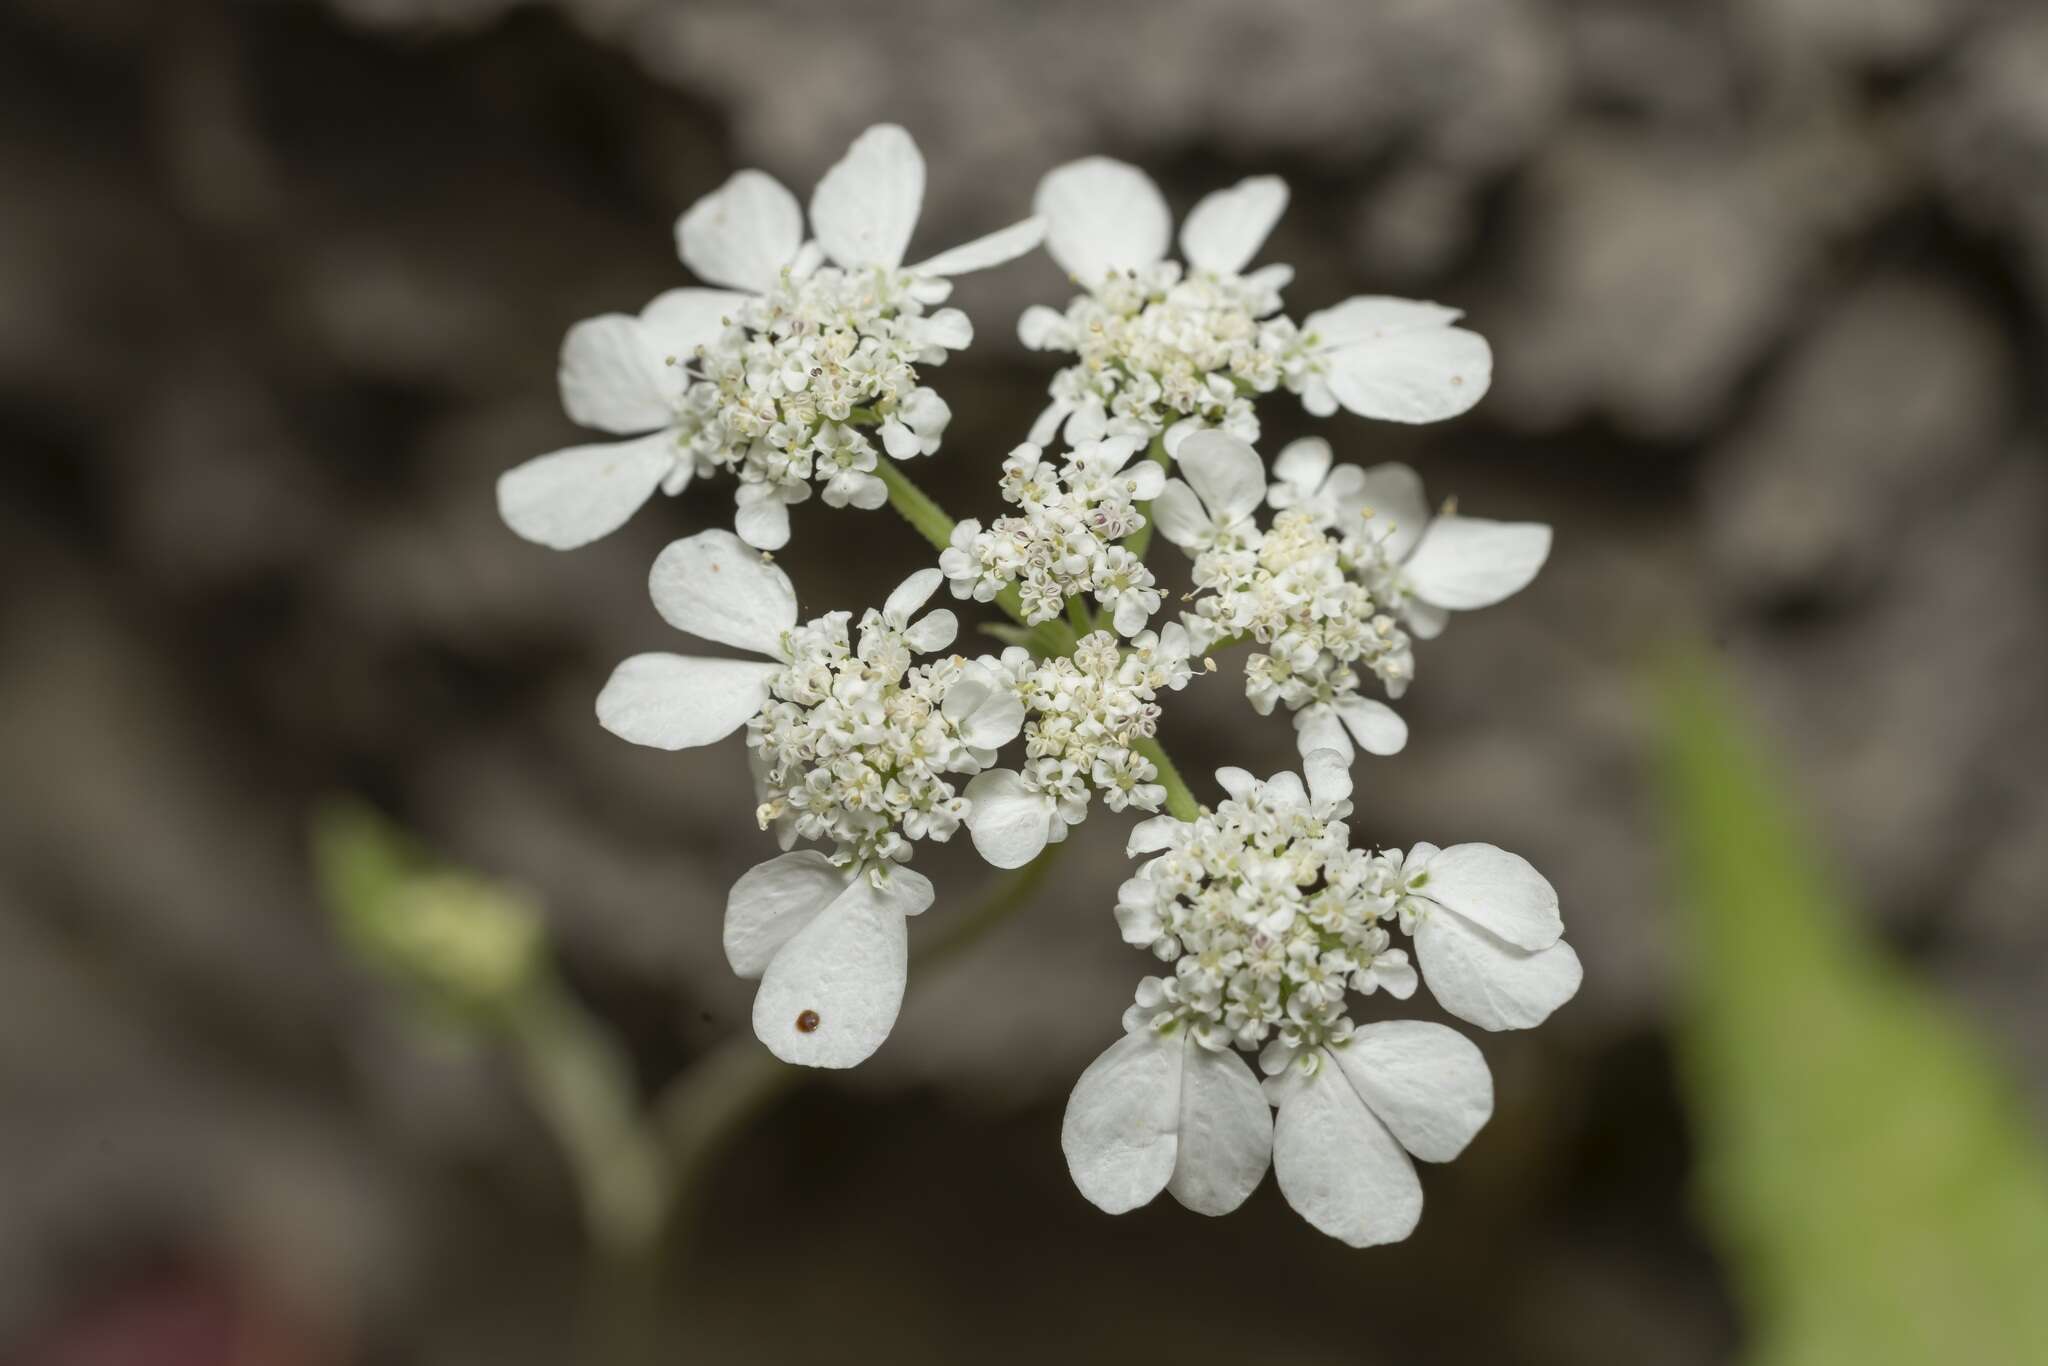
xmin=558 ymin=314 xmax=673 ymax=434
xmin=751 ymin=875 xmax=910 ymax=1068
xmin=1403 ymin=517 xmax=1552 ymax=611
xmin=723 ymin=852 xmax=848 ymax=978
xmin=810 ymin=124 xmax=925 ymax=270
xmin=1411 ymin=843 xmax=1561 ymax=950
xmin=1414 ymin=910 xmax=1583 ymax=1032
xmin=1332 ymin=1022 xmax=1493 ymax=1163
xmin=594 ymin=654 xmax=777 ymax=750
xmin=1147 ymin=480 xmax=1210 ymax=549
xmin=1167 ymin=1040 xmax=1274 ymax=1216
xmin=909 ymin=217 xmax=1046 ymax=278
xmin=497 ymin=433 xmax=674 ymax=550
xmin=1175 ymin=430 xmax=1265 ymax=528
xmin=1034 ymin=157 xmax=1171 ymax=284
xmin=1062 ymin=1028 xmax=1182 ymax=1215
xmin=676 ymin=169 xmax=802 ymax=293
xmin=1179 ymin=175 xmax=1288 ymax=277
xmin=1272 ymin=1053 xmax=1423 ymax=1248
xmin=648 ymin=530 xmax=798 ymax=655
xmin=1307 ymin=296 xmax=1490 ymax=424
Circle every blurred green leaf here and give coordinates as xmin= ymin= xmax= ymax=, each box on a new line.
xmin=1659 ymin=660 xmax=2048 ymax=1366
xmin=312 ymin=799 xmax=543 ymax=1019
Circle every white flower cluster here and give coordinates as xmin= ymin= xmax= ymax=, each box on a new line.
xmin=497 ymin=125 xmax=1044 ymax=552
xmin=1022 ymin=163 xmax=1493 ymax=452
xmin=939 ymin=438 xmax=1166 ymax=635
xmin=961 ymin=626 xmax=1199 ymax=869
xmin=1066 ymin=752 xmax=1580 ymax=1247
xmin=748 ymin=569 xmax=1025 ymax=866
xmin=501 ymin=132 xmax=1582 ymax=1248
xmin=1154 ymin=429 xmax=1551 ymax=769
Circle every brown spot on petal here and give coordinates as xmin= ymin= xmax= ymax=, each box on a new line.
xmin=796 ymin=1009 xmax=820 ymax=1033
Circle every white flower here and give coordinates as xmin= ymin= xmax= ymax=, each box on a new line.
xmin=1341 ymin=462 xmax=1552 ymax=639
xmin=498 ymin=125 xmax=1044 ymax=552
xmin=1265 ymin=436 xmax=1367 ymax=528
xmin=592 ymin=529 xmax=799 ymax=750
xmin=1262 ymin=1022 xmax=1493 ymax=1247
xmin=939 ymin=438 xmax=1168 ymax=637
xmin=1289 ymin=296 xmax=1493 ymax=426
xmin=1061 ymin=1017 xmax=1273 ymax=1218
xmin=1022 ymin=160 xmax=1293 ymax=446
xmin=723 ymin=852 xmax=934 ymax=1068
xmin=1149 ymin=430 xmax=1266 ymax=551
xmin=962 ymin=629 xmax=1194 ymax=867
xmin=1393 ymin=842 xmax=1582 ymax=1031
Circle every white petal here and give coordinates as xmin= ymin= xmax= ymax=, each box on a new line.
xmin=1125 ymin=815 xmax=1183 ymax=856
xmin=1179 ymin=175 xmax=1288 ymax=277
xmin=918 ymin=308 xmax=973 ymax=351
xmin=1411 ymin=843 xmax=1561 ymax=950
xmin=1302 ymin=747 xmax=1352 ymax=811
xmin=1148 ymin=480 xmax=1210 ymax=549
xmin=1324 ymin=322 xmax=1492 ymax=424
xmin=1271 ymin=436 xmax=1332 ymax=497
xmin=870 ymin=864 xmax=935 ymax=918
xmin=1334 ymin=695 xmax=1409 ymax=758
xmin=810 ymin=124 xmax=925 ymax=271
xmin=1062 ymin=1028 xmax=1182 ymax=1214
xmin=732 ymin=489 xmax=792 ymax=551
xmin=1175 ymin=430 xmax=1265 ymax=528
xmin=1403 ymin=517 xmax=1552 ymax=611
xmin=1348 ymin=461 xmax=1432 ymax=560
xmin=676 ymin=169 xmax=802 ymax=294
xmin=1405 ymin=599 xmax=1451 ymax=640
xmin=909 ymin=216 xmax=1046 ymax=277
xmin=1123 ymin=460 xmax=1166 ymax=501
xmin=1214 ymin=767 xmax=1259 ymax=802
xmin=558 ymin=314 xmax=672 ymax=434
xmin=1034 ymin=157 xmax=1171 ymax=284
xmin=1168 ymin=1039 xmax=1274 ymax=1216
xmin=1294 ymin=706 xmax=1353 ymax=763
xmin=648 ymin=529 xmax=798 ymax=655
xmin=750 ymin=875 xmax=909 ymax=1068
xmin=1018 ymin=305 xmax=1068 ymax=351
xmin=497 ymin=433 xmax=673 ymax=550
xmin=884 ymin=567 xmax=944 ymax=626
xmin=1271 ymin=1053 xmax=1423 ymax=1248
xmin=637 ymin=287 xmax=750 ymax=360
xmin=964 ymin=770 xmax=1057 ymax=869
xmin=1414 ymin=912 xmax=1582 ymax=1032
xmin=1304 ymin=296 xmax=1462 ymax=347
xmin=1332 ymin=1021 xmax=1493 ymax=1163
xmin=724 ymin=851 xmax=847 ymax=978
xmin=594 ymin=654 xmax=777 ymax=750
xmin=902 ymin=610 xmax=957 ymax=654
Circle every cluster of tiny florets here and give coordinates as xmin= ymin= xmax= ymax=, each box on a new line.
xmin=939 ymin=439 xmax=1165 ymax=634
xmin=677 ymin=266 xmax=965 ymax=521
xmin=747 ymin=604 xmax=994 ymax=866
xmin=1024 ymin=262 xmax=1305 ymax=447
xmin=1116 ymin=773 xmax=1417 ymax=1070
xmin=1185 ymin=509 xmax=1415 ymax=718
xmin=997 ymin=627 xmax=1200 ymax=826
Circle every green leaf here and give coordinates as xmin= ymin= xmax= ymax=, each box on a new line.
xmin=1658 ymin=658 xmax=2048 ymax=1366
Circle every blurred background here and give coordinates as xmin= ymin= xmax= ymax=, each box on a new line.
xmin=4 ymin=0 xmax=2047 ymax=1362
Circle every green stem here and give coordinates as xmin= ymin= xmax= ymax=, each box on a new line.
xmin=1133 ymin=735 xmax=1201 ymax=822
xmin=873 ymin=458 xmax=956 ymax=553
xmin=1066 ymin=594 xmax=1094 ymax=636
xmin=1123 ymin=435 xmax=1172 ymax=561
